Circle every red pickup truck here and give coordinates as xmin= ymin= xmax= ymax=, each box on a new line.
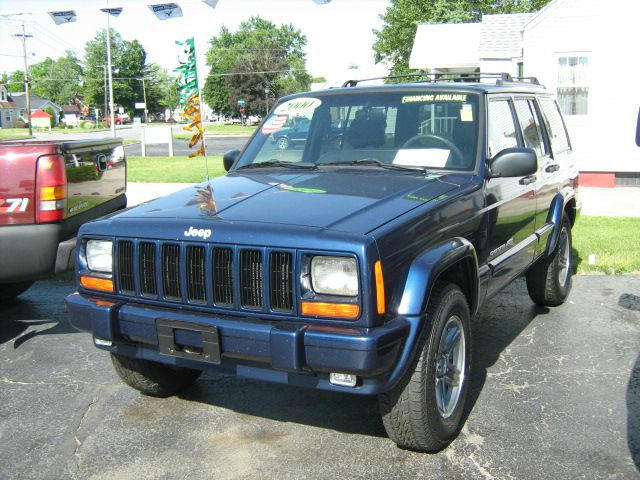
xmin=0 ymin=139 xmax=127 ymax=302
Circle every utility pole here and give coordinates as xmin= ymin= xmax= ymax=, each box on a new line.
xmin=14 ymin=22 xmax=33 ymax=137
xmin=105 ymin=10 xmax=116 ymax=138
xmin=102 ymin=65 xmax=108 ymax=125
xmin=141 ymin=77 xmax=148 ymax=124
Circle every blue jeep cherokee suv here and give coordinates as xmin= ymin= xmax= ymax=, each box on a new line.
xmin=66 ymin=73 xmax=579 ymax=451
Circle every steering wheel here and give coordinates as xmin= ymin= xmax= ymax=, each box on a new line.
xmin=400 ymin=134 xmax=466 ymax=167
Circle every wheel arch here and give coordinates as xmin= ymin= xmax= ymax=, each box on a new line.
xmin=545 ymin=191 xmax=577 ymax=257
xmin=397 ymin=237 xmax=480 ymax=318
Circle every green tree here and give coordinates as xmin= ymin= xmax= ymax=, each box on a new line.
xmin=144 ymin=64 xmax=180 ymax=118
xmin=5 ymin=70 xmax=25 ymax=93
xmin=83 ymin=29 xmax=148 ymax=115
xmin=203 ymin=16 xmax=311 ymax=117
xmin=373 ymin=0 xmax=551 ymax=76
xmin=28 ymin=52 xmax=83 ymax=105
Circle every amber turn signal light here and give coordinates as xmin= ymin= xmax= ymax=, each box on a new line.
xmin=80 ymin=275 xmax=114 ymax=293
xmin=374 ymin=260 xmax=386 ymax=315
xmin=301 ymin=301 xmax=360 ymax=319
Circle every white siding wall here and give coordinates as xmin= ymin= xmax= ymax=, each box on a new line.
xmin=480 ymin=59 xmax=520 ymax=77
xmin=523 ymin=0 xmax=640 ymax=173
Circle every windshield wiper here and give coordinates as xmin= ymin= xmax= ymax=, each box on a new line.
xmin=237 ymin=160 xmax=318 ymax=170
xmin=322 ymin=158 xmax=429 ymax=173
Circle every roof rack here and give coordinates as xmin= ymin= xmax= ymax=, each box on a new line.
xmin=341 ymin=71 xmax=542 ymax=88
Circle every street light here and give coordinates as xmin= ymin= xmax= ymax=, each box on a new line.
xmin=265 ymin=87 xmax=270 ymax=115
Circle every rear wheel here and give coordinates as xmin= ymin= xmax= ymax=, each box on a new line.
xmin=111 ymin=353 xmax=201 ymax=397
xmin=526 ymin=214 xmax=573 ymax=307
xmin=379 ymin=283 xmax=471 ymax=451
xmin=0 ymin=281 xmax=34 ymax=304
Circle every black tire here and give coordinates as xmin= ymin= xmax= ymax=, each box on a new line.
xmin=0 ymin=281 xmax=34 ymax=304
xmin=379 ymin=283 xmax=471 ymax=451
xmin=277 ymin=136 xmax=290 ymax=150
xmin=110 ymin=353 xmax=201 ymax=397
xmin=526 ymin=214 xmax=573 ymax=307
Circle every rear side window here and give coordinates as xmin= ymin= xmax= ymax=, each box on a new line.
xmin=514 ymin=99 xmax=545 ymax=158
xmin=540 ymin=99 xmax=571 ymax=153
xmin=487 ymin=99 xmax=518 ymax=158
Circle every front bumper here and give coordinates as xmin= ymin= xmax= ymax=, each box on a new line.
xmin=65 ymin=293 xmax=415 ymax=394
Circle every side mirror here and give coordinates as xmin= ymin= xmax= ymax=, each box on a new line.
xmin=223 ymin=149 xmax=240 ymax=171
xmin=489 ymin=147 xmax=538 ymax=178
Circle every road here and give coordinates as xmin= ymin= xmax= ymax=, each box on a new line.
xmin=1 ymin=275 xmax=638 ymax=479
xmin=30 ymin=125 xmax=251 ymax=157
xmin=123 ymin=135 xmax=250 ymax=157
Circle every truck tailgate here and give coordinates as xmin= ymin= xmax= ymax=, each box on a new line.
xmin=61 ymin=139 xmax=126 ymax=219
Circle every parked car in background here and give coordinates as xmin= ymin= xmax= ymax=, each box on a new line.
xmin=0 ymin=139 xmax=127 ymax=302
xmin=102 ymin=114 xmax=130 ymax=126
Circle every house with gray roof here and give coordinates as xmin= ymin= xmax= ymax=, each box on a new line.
xmin=0 ymin=85 xmax=20 ymax=129
xmin=408 ymin=0 xmax=640 ymax=186
xmin=10 ymin=92 xmax=62 ymax=126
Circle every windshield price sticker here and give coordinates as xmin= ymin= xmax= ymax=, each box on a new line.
xmin=274 ymin=97 xmax=322 ymax=116
xmin=460 ymin=104 xmax=474 ymax=122
xmin=402 ymin=93 xmax=468 ymax=104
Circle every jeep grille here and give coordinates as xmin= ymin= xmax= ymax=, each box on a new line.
xmin=115 ymin=240 xmax=294 ymax=313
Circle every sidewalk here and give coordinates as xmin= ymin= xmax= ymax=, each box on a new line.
xmin=579 ymin=186 xmax=640 ymax=217
xmin=126 ymin=182 xmax=640 ymax=217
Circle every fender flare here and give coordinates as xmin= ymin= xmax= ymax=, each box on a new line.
xmin=397 ymin=237 xmax=480 ymax=317
xmin=545 ymin=189 xmax=576 ymax=257
xmin=382 ymin=238 xmax=480 ymax=391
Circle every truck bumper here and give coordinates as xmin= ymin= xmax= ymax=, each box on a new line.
xmin=0 ymin=224 xmax=76 ymax=283
xmin=65 ymin=293 xmax=419 ymax=395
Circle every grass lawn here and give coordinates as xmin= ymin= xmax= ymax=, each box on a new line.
xmin=0 ymin=128 xmax=31 ymax=141
xmin=573 ymin=216 xmax=640 ymax=274
xmin=174 ymin=123 xmax=256 ymax=139
xmin=127 ymin=155 xmax=225 ymax=183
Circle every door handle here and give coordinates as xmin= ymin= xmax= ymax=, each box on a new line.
xmin=519 ymin=175 xmax=537 ymax=186
xmin=545 ymin=163 xmax=560 ymax=173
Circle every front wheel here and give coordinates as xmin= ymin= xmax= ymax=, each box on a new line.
xmin=379 ymin=283 xmax=471 ymax=451
xmin=526 ymin=214 xmax=573 ymax=307
xmin=111 ymin=353 xmax=201 ymax=397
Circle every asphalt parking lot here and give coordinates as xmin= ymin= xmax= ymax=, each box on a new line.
xmin=1 ymin=274 xmax=638 ymax=479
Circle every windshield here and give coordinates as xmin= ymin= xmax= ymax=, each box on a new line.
xmin=238 ymin=91 xmax=479 ymax=171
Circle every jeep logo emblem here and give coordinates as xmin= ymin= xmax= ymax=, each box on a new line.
xmin=184 ymin=226 xmax=212 ymax=240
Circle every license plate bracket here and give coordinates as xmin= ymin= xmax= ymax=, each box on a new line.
xmin=156 ymin=319 xmax=221 ymax=364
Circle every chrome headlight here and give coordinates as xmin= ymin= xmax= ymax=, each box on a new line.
xmin=86 ymin=239 xmax=113 ymax=273
xmin=311 ymin=256 xmax=358 ymax=296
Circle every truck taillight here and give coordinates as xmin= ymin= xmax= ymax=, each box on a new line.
xmin=36 ymin=155 xmax=67 ymax=223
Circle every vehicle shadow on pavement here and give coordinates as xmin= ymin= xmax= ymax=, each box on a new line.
xmin=628 ymin=352 xmax=640 ymax=471
xmin=462 ymin=280 xmax=543 ymax=427
xmin=621 ymin=292 xmax=640 ymax=470
xmin=180 ymin=376 xmax=387 ymax=438
xmin=0 ymin=297 xmax=76 ymax=348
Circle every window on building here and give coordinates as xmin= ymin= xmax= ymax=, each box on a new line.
xmin=1 ymin=89 xmax=6 ymax=102
xmin=557 ymin=55 xmax=588 ymax=115
xmin=6 ymin=111 xmax=11 ymax=123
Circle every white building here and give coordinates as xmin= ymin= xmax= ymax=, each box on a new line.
xmin=409 ymin=0 xmax=640 ymax=187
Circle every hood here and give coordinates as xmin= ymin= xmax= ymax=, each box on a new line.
xmin=117 ymin=169 xmax=468 ymax=234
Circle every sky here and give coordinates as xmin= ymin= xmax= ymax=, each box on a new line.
xmin=0 ymin=0 xmax=391 ymax=87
